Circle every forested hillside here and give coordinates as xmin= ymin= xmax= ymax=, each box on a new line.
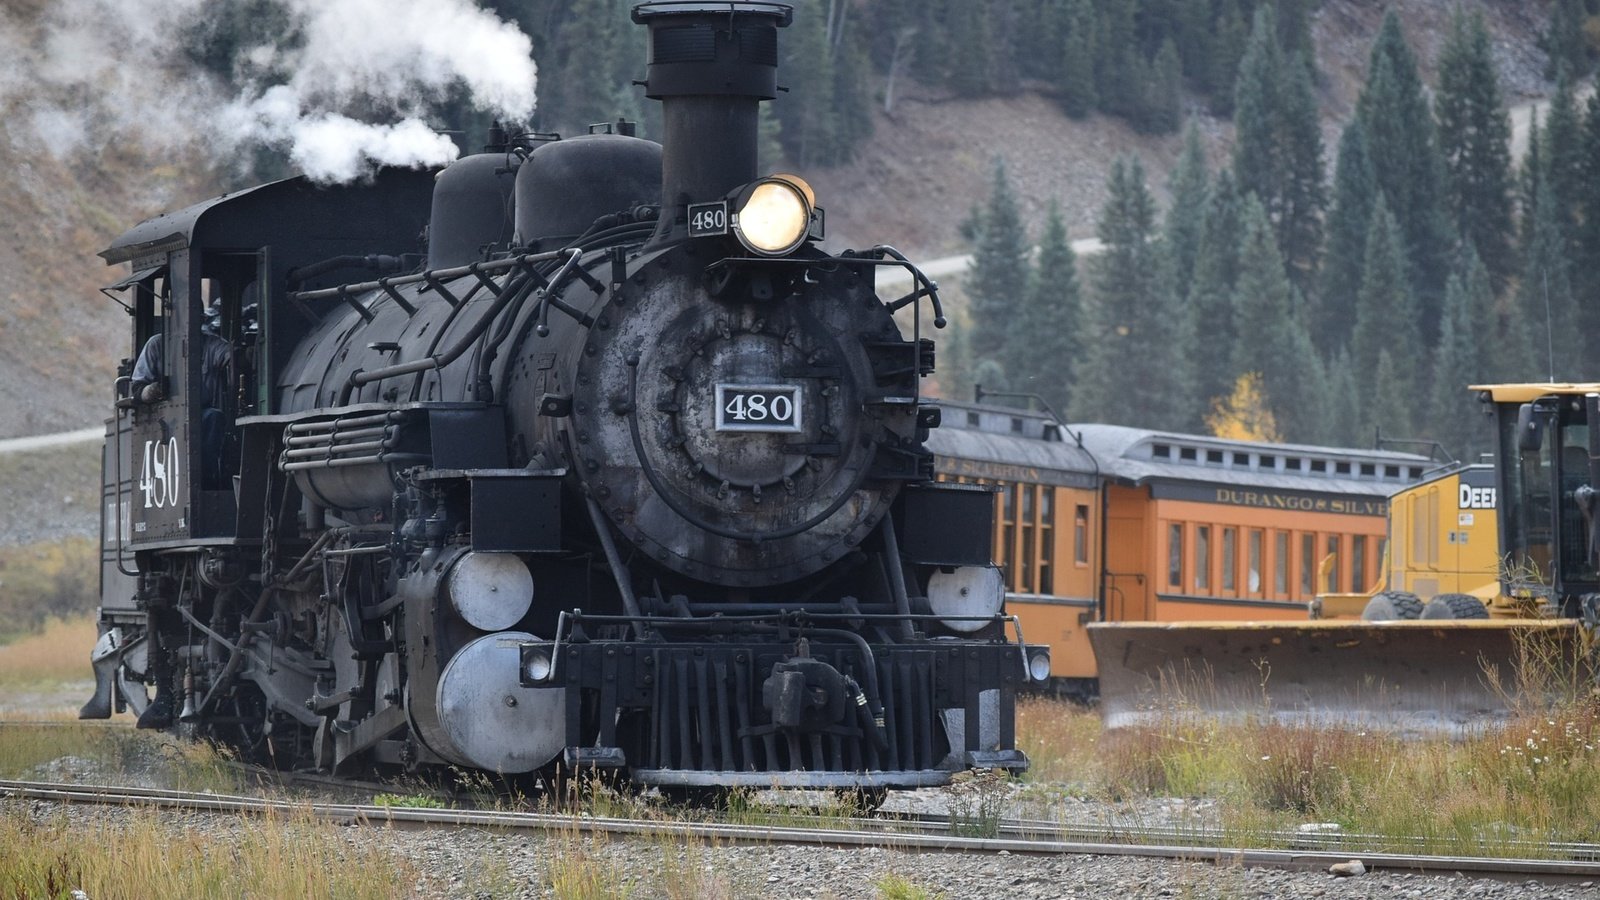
xmin=0 ymin=0 xmax=1595 ymax=469
xmin=943 ymin=0 xmax=1600 ymax=465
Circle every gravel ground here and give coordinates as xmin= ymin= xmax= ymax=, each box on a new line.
xmin=7 ymin=794 xmax=1596 ymax=900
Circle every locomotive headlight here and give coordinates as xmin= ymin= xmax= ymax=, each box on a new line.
xmin=522 ymin=645 xmax=555 ymax=684
xmin=1026 ymin=648 xmax=1052 ymax=683
xmin=733 ymin=175 xmax=814 ymax=256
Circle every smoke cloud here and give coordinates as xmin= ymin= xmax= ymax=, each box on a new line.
xmin=3 ymin=0 xmax=537 ymax=182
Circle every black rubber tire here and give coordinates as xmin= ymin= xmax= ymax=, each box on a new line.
xmin=1421 ymin=593 xmax=1489 ymax=620
xmin=1360 ymin=590 xmax=1424 ymax=621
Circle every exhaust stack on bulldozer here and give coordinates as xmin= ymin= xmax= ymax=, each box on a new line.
xmin=1091 ymin=384 xmax=1600 ymax=735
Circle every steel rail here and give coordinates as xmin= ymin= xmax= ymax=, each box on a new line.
xmin=2 ymin=779 xmax=1598 ymax=881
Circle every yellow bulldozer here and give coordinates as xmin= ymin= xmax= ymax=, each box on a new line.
xmin=1090 ymin=384 xmax=1599 ymax=734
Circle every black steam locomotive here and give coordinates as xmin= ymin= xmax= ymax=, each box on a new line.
xmin=82 ymin=1 xmax=1042 ymax=793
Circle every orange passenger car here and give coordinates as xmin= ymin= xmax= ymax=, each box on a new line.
xmin=928 ymin=402 xmax=1431 ymax=698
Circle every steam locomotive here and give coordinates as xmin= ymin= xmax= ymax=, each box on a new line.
xmin=81 ymin=2 xmax=1042 ymax=794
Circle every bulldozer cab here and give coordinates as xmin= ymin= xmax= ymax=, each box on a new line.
xmin=1479 ymin=384 xmax=1600 ymax=618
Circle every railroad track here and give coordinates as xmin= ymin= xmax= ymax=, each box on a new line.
xmin=3 ymin=778 xmax=1598 ymax=883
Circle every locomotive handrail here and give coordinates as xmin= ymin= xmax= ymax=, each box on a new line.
xmin=867 ymin=245 xmax=948 ymax=329
xmin=286 ymin=248 xmax=573 ymax=303
xmin=338 ymin=266 xmax=546 ymax=404
xmin=110 ymin=375 xmax=137 ymax=577
xmin=700 ymin=249 xmax=947 ymax=329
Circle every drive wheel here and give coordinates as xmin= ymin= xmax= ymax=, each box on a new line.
xmin=1421 ymin=593 xmax=1489 ymax=619
xmin=1360 ymin=591 xmax=1424 ymax=621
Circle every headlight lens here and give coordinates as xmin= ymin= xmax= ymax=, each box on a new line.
xmin=734 ymin=176 xmax=813 ymax=256
xmin=1027 ymin=648 xmax=1052 ymax=683
xmin=524 ymin=648 xmax=554 ymax=683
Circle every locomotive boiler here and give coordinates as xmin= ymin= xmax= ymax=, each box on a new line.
xmin=82 ymin=1 xmax=1043 ymax=794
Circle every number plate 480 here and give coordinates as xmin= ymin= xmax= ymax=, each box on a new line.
xmin=715 ymin=384 xmax=803 ymax=433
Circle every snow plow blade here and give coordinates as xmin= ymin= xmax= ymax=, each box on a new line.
xmin=1090 ymin=620 xmax=1588 ymax=736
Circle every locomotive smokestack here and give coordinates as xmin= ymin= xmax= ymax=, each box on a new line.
xmin=632 ymin=2 xmax=793 ymax=243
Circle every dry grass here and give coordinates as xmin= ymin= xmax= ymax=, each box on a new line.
xmin=1018 ymin=673 xmax=1600 ymax=854
xmin=0 ymin=614 xmax=97 ymax=688
xmin=0 ymin=805 xmax=423 ymax=899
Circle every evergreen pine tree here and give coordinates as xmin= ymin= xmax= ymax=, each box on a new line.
xmin=1278 ymin=295 xmax=1326 ymax=443
xmin=1577 ymin=77 xmax=1600 ymax=369
xmin=1543 ymin=69 xmax=1586 ymax=265
xmin=824 ymin=24 xmax=875 ymax=166
xmin=1231 ymin=5 xmax=1282 ymax=213
xmin=1141 ymin=38 xmax=1183 ymax=134
xmin=1543 ymin=0 xmax=1596 ymax=80
xmin=966 ymin=159 xmax=1031 ymax=368
xmin=1429 ymin=250 xmax=1492 ymax=462
xmin=1022 ymin=0 xmax=1070 ymax=84
xmin=774 ymin=5 xmax=837 ymax=168
xmin=1189 ymin=169 xmax=1244 ymax=410
xmin=1435 ymin=9 xmax=1517 ymax=289
xmin=1322 ymin=350 xmax=1364 ymax=447
xmin=1232 ymin=7 xmax=1323 ymax=288
xmin=1276 ymin=0 xmax=1317 ymax=78
xmin=1520 ymin=114 xmax=1543 ymax=244
xmin=1277 ymin=50 xmax=1326 ymax=287
xmin=1095 ymin=0 xmax=1140 ymax=118
xmin=1317 ymin=119 xmax=1377 ymax=353
xmin=1071 ymin=156 xmax=1192 ymax=427
xmin=1350 ymin=197 xmax=1423 ymax=404
xmin=1207 ymin=0 xmax=1249 ymax=115
xmin=1519 ymin=176 xmax=1585 ymax=381
xmin=1008 ymin=201 xmax=1082 ymax=416
xmin=545 ymin=0 xmax=628 ymax=132
xmin=1059 ymin=0 xmax=1099 ymax=118
xmin=1356 ymin=11 xmax=1455 ymax=344
xmin=1228 ymin=197 xmax=1303 ymax=434
xmin=757 ymin=104 xmax=786 ymax=172
xmin=1062 ymin=0 xmax=1100 ymax=117
xmin=1367 ymin=350 xmax=1414 ymax=442
xmin=944 ymin=0 xmax=993 ymax=95
xmin=1165 ymin=122 xmax=1210 ymax=301
xmin=1174 ymin=0 xmax=1212 ymax=88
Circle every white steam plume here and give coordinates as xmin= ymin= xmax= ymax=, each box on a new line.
xmin=5 ymin=0 xmax=537 ymax=182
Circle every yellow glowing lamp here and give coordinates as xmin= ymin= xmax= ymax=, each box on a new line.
xmin=732 ymin=175 xmax=815 ymax=256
